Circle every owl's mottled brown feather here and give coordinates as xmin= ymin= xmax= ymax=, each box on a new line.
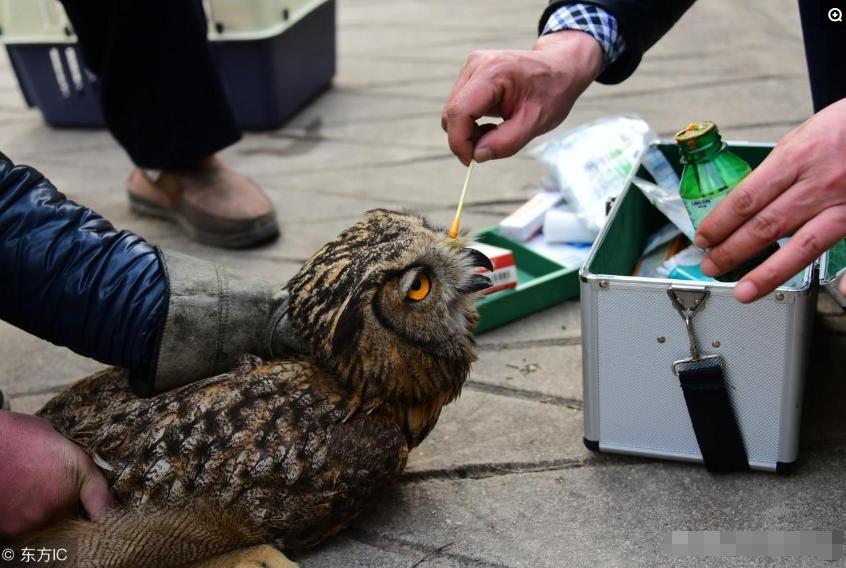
xmin=37 ymin=355 xmax=407 ymax=550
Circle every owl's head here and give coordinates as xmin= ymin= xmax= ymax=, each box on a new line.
xmin=284 ymin=210 xmax=492 ymax=442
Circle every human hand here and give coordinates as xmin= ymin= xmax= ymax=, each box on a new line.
xmin=696 ymin=99 xmax=846 ymax=302
xmin=442 ymin=31 xmax=603 ymax=165
xmin=0 ymin=411 xmax=115 ymax=535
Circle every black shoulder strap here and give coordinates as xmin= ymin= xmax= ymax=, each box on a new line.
xmin=677 ymin=359 xmax=749 ymax=473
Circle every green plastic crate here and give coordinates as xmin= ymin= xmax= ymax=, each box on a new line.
xmin=472 ymin=226 xmax=581 ymax=333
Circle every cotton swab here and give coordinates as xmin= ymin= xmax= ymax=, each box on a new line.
xmin=448 ymin=160 xmax=475 ymax=239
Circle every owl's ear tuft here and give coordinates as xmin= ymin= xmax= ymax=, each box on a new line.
xmin=332 ymin=294 xmax=363 ymax=356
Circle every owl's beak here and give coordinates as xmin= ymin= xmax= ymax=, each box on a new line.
xmin=459 ymin=247 xmax=494 ymax=293
xmin=461 ymin=247 xmax=494 ymax=271
xmin=460 ymin=273 xmax=493 ymax=293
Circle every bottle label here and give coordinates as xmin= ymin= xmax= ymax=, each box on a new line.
xmin=683 ymin=192 xmax=729 ymax=229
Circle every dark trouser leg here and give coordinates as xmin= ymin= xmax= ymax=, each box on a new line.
xmin=798 ymin=0 xmax=846 ymax=112
xmin=58 ymin=0 xmax=241 ymax=169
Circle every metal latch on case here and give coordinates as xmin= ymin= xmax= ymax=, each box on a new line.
xmin=667 ymin=287 xmax=723 ymax=376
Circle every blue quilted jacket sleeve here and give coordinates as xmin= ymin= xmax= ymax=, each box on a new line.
xmin=0 ymin=152 xmax=166 ymax=384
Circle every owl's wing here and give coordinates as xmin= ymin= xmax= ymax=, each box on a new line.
xmin=37 ymin=357 xmax=408 ymax=548
xmin=37 ymin=366 xmax=143 ymax=448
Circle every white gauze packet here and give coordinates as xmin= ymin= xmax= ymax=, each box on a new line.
xmin=530 ymin=115 xmax=657 ymax=233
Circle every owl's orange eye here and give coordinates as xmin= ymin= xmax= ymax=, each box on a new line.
xmin=406 ymin=272 xmax=431 ymax=301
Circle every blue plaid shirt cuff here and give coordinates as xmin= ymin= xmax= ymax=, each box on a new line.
xmin=542 ymin=3 xmax=626 ymax=70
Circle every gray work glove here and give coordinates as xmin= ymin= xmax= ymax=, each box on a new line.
xmin=147 ymin=250 xmax=307 ymax=393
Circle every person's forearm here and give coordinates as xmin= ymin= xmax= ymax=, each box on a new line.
xmin=0 ymin=153 xmax=166 ymax=379
xmin=539 ymin=0 xmax=696 ymax=84
xmin=0 ymin=153 xmax=305 ymax=396
xmin=442 ymin=31 xmax=602 ymax=165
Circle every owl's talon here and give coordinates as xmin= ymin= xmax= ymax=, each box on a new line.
xmin=184 ymin=544 xmax=297 ymax=568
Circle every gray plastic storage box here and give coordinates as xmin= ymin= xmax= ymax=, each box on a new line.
xmin=0 ymin=0 xmax=335 ymax=129
xmin=580 ymin=141 xmax=846 ymax=473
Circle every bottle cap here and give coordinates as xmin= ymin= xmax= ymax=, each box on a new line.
xmin=674 ymin=121 xmax=723 ymax=162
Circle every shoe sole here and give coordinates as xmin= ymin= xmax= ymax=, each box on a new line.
xmin=129 ymin=194 xmax=280 ymax=249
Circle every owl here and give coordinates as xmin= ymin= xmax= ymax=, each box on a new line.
xmin=32 ymin=209 xmax=493 ymax=568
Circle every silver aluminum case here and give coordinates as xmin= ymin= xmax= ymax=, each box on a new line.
xmin=580 ymin=141 xmax=817 ymax=473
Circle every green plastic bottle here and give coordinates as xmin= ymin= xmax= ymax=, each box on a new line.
xmin=675 ymin=121 xmax=778 ymax=282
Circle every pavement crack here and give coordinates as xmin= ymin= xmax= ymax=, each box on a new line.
xmin=345 ymin=29 xmax=529 ymax=58
xmin=463 ymin=380 xmax=583 ymax=410
xmin=250 ymin=182 xmax=437 ymax=209
xmin=354 ymin=73 xmax=459 ymax=90
xmin=402 ymin=458 xmax=584 ymax=484
xmin=415 ymin=198 xmax=528 ymax=213
xmin=236 ymin=150 xmax=454 ymax=174
xmin=295 ymin=110 xmax=437 ymax=128
xmin=263 ymin=130 xmax=443 ymax=153
xmin=411 ymin=541 xmax=454 ymax=567
xmin=348 ymin=530 xmax=511 ymax=568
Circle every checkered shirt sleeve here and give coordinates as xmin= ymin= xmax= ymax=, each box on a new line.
xmin=541 ymin=3 xmax=627 ymax=69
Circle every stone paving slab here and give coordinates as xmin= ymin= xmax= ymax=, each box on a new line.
xmin=407 ymin=388 xmax=584 ymax=475
xmin=279 ymin=107 xmax=451 ymax=155
xmin=223 ymin=132 xmax=438 ymax=179
xmin=0 ymin=321 xmax=101 ymax=397
xmin=353 ymin=452 xmax=846 ymax=568
xmin=5 ymin=392 xmax=55 ymax=416
xmin=0 ymin=124 xmax=118 ymax=166
xmin=238 ymin=149 xmax=544 ymax=212
xmin=336 ymin=1 xmax=544 ymax=38
xmin=291 ymin=535 xmax=447 ymax=568
xmin=283 ymin=88 xmax=444 ymax=136
xmin=335 ymin=57 xmax=460 ymax=93
xmin=468 ymin=344 xmax=583 ymax=405
xmin=478 ymin=301 xmax=583 ymax=346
